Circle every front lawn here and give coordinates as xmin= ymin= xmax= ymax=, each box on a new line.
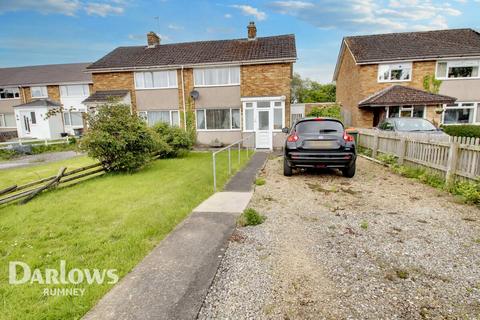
xmin=0 ymin=151 xmax=250 ymax=320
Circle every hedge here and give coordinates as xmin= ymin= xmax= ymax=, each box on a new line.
xmin=441 ymin=125 xmax=480 ymax=138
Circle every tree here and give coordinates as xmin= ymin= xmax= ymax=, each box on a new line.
xmin=291 ymin=73 xmax=336 ymax=103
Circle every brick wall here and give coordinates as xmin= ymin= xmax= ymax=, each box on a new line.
xmin=47 ymin=85 xmax=60 ymax=102
xmin=336 ymin=45 xmax=439 ymax=128
xmin=177 ymin=68 xmax=194 ymax=128
xmin=241 ymin=63 xmax=293 ymax=125
xmin=92 ymin=72 xmax=136 ymax=111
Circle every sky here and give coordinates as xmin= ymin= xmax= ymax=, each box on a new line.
xmin=0 ymin=0 xmax=479 ymax=83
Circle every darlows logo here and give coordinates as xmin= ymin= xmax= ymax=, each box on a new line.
xmin=9 ymin=260 xmax=119 ymax=296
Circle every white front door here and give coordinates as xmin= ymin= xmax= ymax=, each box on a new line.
xmin=255 ymin=109 xmax=272 ymax=149
xmin=20 ymin=111 xmax=32 ymax=135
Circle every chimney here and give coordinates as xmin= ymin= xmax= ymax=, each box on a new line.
xmin=247 ymin=21 xmax=257 ymax=40
xmin=147 ymin=31 xmax=160 ymax=48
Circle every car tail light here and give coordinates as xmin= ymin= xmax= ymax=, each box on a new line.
xmin=343 ymin=132 xmax=354 ymax=142
xmin=287 ymin=131 xmax=299 ymax=142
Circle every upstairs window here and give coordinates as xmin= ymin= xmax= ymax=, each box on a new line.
xmin=378 ymin=63 xmax=412 ymax=82
xmin=436 ymin=60 xmax=479 ymax=79
xmin=0 ymin=87 xmax=20 ymax=100
xmin=60 ymin=84 xmax=90 ymax=97
xmin=135 ymin=70 xmax=177 ymax=89
xmin=194 ymin=66 xmax=240 ymax=86
xmin=31 ymin=86 xmax=48 ymax=98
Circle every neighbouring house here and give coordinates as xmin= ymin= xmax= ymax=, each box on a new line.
xmin=333 ymin=28 xmax=480 ymax=128
xmin=84 ymin=22 xmax=297 ymax=149
xmin=0 ymin=63 xmax=92 ymax=140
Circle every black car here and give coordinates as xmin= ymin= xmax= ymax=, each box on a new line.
xmin=282 ymin=117 xmax=356 ymax=177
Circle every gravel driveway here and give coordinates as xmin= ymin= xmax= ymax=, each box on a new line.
xmin=199 ymin=156 xmax=480 ymax=319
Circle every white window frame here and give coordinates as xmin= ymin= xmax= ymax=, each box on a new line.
xmin=30 ymin=86 xmax=48 ymax=98
xmin=377 ymin=62 xmax=412 ymax=83
xmin=193 ymin=66 xmax=241 ymax=87
xmin=242 ymin=100 xmax=285 ymax=132
xmin=60 ymin=84 xmax=90 ymax=97
xmin=0 ymin=87 xmax=20 ymax=100
xmin=63 ymin=111 xmax=84 ymax=128
xmin=385 ymin=105 xmax=426 ymax=119
xmin=441 ymin=102 xmax=478 ymax=125
xmin=436 ymin=59 xmax=480 ymax=80
xmin=196 ymin=108 xmax=241 ymax=131
xmin=138 ymin=110 xmax=180 ymax=127
xmin=134 ymin=70 xmax=178 ymax=90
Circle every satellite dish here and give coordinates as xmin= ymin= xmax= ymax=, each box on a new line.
xmin=190 ymin=90 xmax=199 ymax=100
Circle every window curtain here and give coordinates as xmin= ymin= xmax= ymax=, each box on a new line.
xmin=148 ymin=111 xmax=170 ymax=126
xmin=206 ymin=109 xmax=230 ymax=129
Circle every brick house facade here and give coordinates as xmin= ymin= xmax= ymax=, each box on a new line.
xmin=334 ymin=29 xmax=480 ymax=128
xmin=85 ymin=23 xmax=296 ymax=149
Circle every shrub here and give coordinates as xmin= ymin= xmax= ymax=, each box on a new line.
xmin=441 ymin=125 xmax=480 ymax=138
xmin=80 ymin=104 xmax=156 ymax=172
xmin=306 ymin=104 xmax=342 ymax=121
xmin=377 ymin=153 xmax=397 ymax=165
xmin=238 ymin=208 xmax=265 ymax=226
xmin=31 ymin=143 xmax=76 ymax=154
xmin=151 ymin=122 xmax=193 ymax=157
xmin=0 ymin=149 xmax=18 ymax=161
xmin=449 ymin=181 xmax=480 ymax=205
xmin=255 ymin=178 xmax=266 ymax=186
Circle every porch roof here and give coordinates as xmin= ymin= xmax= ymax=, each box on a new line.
xmin=82 ymin=90 xmax=129 ymax=104
xmin=358 ymin=85 xmax=456 ymax=107
xmin=13 ymin=98 xmax=62 ymax=108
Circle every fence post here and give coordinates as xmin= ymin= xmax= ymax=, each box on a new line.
xmin=397 ymin=137 xmax=407 ymax=165
xmin=212 ymin=153 xmax=217 ymax=192
xmin=372 ymin=132 xmax=379 ymax=158
xmin=445 ymin=142 xmax=459 ymax=187
xmin=45 ymin=139 xmax=48 ymax=146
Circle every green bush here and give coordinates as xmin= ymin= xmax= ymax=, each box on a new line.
xmin=31 ymin=143 xmax=76 ymax=154
xmin=255 ymin=178 xmax=266 ymax=186
xmin=238 ymin=208 xmax=265 ymax=226
xmin=151 ymin=122 xmax=193 ymax=158
xmin=306 ymin=104 xmax=342 ymax=121
xmin=441 ymin=125 xmax=480 ymax=138
xmin=80 ymin=104 xmax=157 ymax=172
xmin=0 ymin=149 xmax=18 ymax=161
xmin=449 ymin=181 xmax=480 ymax=205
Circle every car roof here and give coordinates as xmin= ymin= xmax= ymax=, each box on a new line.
xmin=296 ymin=117 xmax=343 ymax=124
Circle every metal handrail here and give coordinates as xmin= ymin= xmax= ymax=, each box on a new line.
xmin=212 ymin=133 xmax=255 ymax=192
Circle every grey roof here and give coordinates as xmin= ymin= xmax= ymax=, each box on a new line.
xmin=359 ymin=85 xmax=456 ymax=107
xmin=345 ymin=28 xmax=480 ymax=64
xmin=0 ymin=63 xmax=92 ymax=87
xmin=13 ymin=98 xmax=62 ymax=108
xmin=82 ymin=90 xmax=129 ymax=103
xmin=87 ymin=35 xmax=297 ymax=70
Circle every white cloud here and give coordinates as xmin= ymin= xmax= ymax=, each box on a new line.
xmin=85 ymin=2 xmax=124 ymax=16
xmin=0 ymin=0 xmax=125 ymax=17
xmin=167 ymin=23 xmax=183 ymax=30
xmin=231 ymin=4 xmax=267 ymax=21
xmin=0 ymin=0 xmax=81 ymax=16
xmin=269 ymin=0 xmax=463 ymax=32
xmin=224 ymin=13 xmax=232 ymax=18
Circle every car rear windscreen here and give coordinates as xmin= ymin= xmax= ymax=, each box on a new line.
xmin=296 ymin=120 xmax=344 ymax=135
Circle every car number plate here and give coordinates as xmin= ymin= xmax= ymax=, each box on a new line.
xmin=305 ymin=140 xmax=336 ymax=148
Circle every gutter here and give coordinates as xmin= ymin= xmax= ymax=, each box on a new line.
xmin=84 ymin=57 xmax=297 ymax=73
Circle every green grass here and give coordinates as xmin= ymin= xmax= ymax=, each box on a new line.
xmin=0 ymin=150 xmax=251 ymax=320
xmin=254 ymin=178 xmax=266 ymax=186
xmin=238 ymin=208 xmax=265 ymax=226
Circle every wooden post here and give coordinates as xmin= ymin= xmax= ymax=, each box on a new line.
xmin=372 ymin=132 xmax=379 ymax=158
xmin=397 ymin=137 xmax=407 ymax=165
xmin=446 ymin=142 xmax=459 ymax=187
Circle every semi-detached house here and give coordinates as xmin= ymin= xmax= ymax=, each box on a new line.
xmin=334 ymin=28 xmax=480 ymax=128
xmin=0 ymin=63 xmax=92 ymax=139
xmin=84 ymin=22 xmax=297 ymax=149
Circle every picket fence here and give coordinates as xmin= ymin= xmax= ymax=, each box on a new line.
xmin=357 ymin=129 xmax=480 ymax=183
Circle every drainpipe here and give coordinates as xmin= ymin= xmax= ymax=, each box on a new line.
xmin=181 ymin=66 xmax=187 ymax=131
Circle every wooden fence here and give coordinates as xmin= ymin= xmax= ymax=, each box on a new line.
xmin=357 ymin=129 xmax=480 ymax=184
xmin=0 ymin=163 xmax=105 ymax=206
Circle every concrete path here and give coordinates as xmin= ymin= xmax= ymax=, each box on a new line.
xmin=82 ymin=151 xmax=268 ymax=320
xmin=0 ymin=151 xmax=81 ymax=170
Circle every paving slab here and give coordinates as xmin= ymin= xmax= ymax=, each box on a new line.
xmin=193 ymin=191 xmax=253 ymax=213
xmin=223 ymin=151 xmax=268 ymax=192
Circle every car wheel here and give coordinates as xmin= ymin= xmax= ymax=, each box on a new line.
xmin=342 ymin=162 xmax=356 ymax=178
xmin=283 ymin=157 xmax=292 ymax=176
